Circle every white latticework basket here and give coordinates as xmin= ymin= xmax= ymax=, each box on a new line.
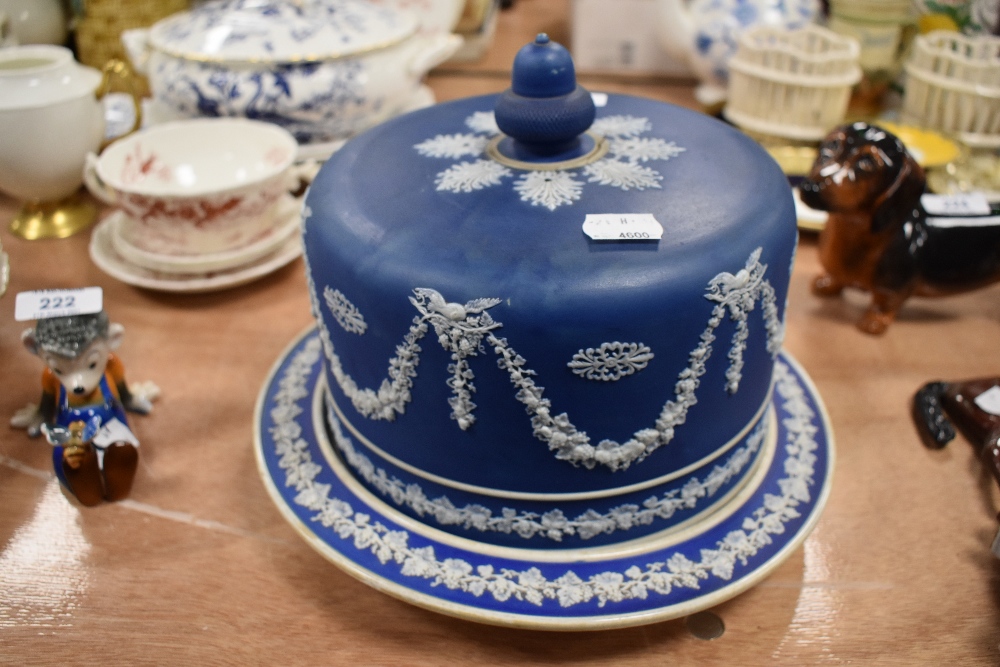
xmin=902 ymin=31 xmax=1000 ymax=148
xmin=724 ymin=24 xmax=862 ymax=141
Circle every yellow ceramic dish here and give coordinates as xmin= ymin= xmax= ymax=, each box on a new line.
xmin=766 ymin=144 xmax=818 ymax=177
xmin=871 ymin=122 xmax=961 ymax=169
xmin=766 ymin=123 xmax=960 ymax=176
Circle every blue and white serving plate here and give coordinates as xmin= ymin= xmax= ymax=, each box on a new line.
xmin=254 ymin=327 xmax=834 ymax=630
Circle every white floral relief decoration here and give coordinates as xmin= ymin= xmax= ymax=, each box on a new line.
xmin=434 ymin=160 xmax=511 ymax=193
xmin=414 ymin=133 xmax=490 ymax=159
xmin=269 ymin=338 xmax=819 ymax=608
xmin=312 ymin=248 xmax=783 ymax=472
xmin=414 ymin=112 xmax=686 ymax=211
xmin=568 ymin=342 xmax=654 ymax=382
xmin=324 ymin=287 xmax=368 ymax=335
xmin=327 ymin=398 xmax=766 ymax=542
xmin=466 ymin=111 xmax=501 ymax=135
xmin=513 ymin=170 xmax=584 ymax=210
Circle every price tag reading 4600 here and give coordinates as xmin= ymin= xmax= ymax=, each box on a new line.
xmin=583 ymin=214 xmax=663 ymax=242
xmin=15 ymin=287 xmax=103 ymax=322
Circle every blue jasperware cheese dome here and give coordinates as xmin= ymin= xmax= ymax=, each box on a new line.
xmin=301 ymin=35 xmax=798 ymax=550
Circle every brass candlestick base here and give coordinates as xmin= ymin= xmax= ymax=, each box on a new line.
xmin=9 ymin=191 xmax=98 ymax=240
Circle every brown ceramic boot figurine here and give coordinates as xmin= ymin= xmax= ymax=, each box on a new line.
xmin=913 ymin=378 xmax=1000 ymax=557
xmin=59 ymin=420 xmax=104 ymax=507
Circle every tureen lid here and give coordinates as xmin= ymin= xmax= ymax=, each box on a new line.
xmin=148 ymin=0 xmax=418 ymax=63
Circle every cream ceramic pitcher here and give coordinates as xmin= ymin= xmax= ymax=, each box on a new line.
xmin=0 ymin=45 xmax=139 ymax=238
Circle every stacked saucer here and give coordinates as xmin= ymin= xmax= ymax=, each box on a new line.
xmin=90 ymin=196 xmax=303 ymax=293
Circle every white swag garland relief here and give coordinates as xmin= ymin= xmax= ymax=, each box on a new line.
xmin=313 ymin=248 xmax=783 ymax=472
xmin=328 ymin=399 xmax=767 ymax=542
xmin=324 ymin=287 xmax=368 ymax=335
xmin=414 ymin=111 xmax=686 ymax=211
xmin=269 ymin=337 xmax=819 ymax=609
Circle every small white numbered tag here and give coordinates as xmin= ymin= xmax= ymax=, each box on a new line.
xmin=921 ymin=193 xmax=992 ymax=217
xmin=583 ymin=214 xmax=663 ymax=241
xmin=15 ymin=287 xmax=103 ymax=322
xmin=974 ymin=386 xmax=1000 ymax=417
xmin=92 ymin=418 xmax=140 ymax=448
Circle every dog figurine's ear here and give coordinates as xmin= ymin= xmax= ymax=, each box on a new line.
xmin=870 ymin=151 xmax=925 ymax=234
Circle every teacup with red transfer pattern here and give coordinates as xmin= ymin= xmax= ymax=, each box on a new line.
xmin=84 ymin=118 xmax=299 ymax=256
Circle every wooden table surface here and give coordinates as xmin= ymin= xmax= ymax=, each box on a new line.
xmin=2 ymin=1 xmax=1000 ymax=664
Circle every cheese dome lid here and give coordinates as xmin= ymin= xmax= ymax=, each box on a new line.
xmin=300 ymin=35 xmax=799 ymax=495
xmin=148 ymin=0 xmax=417 ymax=63
xmin=305 ymin=33 xmax=793 ymax=246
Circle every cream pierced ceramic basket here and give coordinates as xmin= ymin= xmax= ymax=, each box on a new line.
xmin=724 ymin=24 xmax=861 ymax=141
xmin=902 ymin=31 xmax=1000 ymax=149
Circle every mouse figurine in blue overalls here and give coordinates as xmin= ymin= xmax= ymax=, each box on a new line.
xmin=17 ymin=311 xmax=155 ymax=506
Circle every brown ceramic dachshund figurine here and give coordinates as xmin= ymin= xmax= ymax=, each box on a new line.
xmin=800 ymin=122 xmax=1000 ymax=335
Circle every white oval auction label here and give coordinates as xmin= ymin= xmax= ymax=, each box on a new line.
xmin=15 ymin=287 xmax=103 ymax=322
xmin=921 ymin=193 xmax=992 ymax=217
xmin=583 ymin=214 xmax=663 ymax=241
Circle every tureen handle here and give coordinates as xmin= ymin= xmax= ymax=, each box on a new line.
xmin=120 ymin=28 xmax=151 ymax=77
xmin=406 ymin=32 xmax=463 ymax=77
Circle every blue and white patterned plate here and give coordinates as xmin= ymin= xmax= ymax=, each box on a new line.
xmin=254 ymin=327 xmax=834 ymax=630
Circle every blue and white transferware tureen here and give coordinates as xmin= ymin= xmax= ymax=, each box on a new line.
xmin=121 ymin=0 xmax=461 ymax=144
xmin=255 ymin=35 xmax=834 ymax=629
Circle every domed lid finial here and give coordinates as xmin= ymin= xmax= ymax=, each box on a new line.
xmin=511 ymin=33 xmax=576 ymax=98
xmin=493 ymin=33 xmax=596 ymax=160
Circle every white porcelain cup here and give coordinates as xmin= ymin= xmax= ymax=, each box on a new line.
xmin=84 ymin=118 xmax=301 ymax=256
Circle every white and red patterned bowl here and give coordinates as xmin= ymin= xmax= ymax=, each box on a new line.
xmin=85 ymin=118 xmax=298 ymax=255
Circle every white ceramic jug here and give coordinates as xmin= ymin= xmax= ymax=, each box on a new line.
xmin=655 ymin=0 xmax=820 ymax=106
xmin=0 ymin=45 xmax=138 ymax=238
